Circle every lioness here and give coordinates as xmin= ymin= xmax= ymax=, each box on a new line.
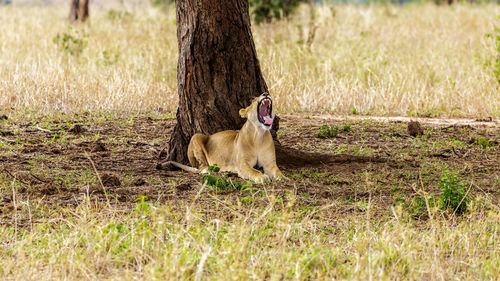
xmin=163 ymin=92 xmax=284 ymax=183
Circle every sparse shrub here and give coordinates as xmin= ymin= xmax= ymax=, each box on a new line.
xmin=315 ymin=124 xmax=338 ymax=138
xmin=409 ymin=195 xmax=435 ymax=219
xmin=477 ymin=137 xmax=491 ymax=148
xmin=351 ymin=107 xmax=358 ymax=115
xmin=201 ymin=164 xmax=252 ymax=190
xmin=249 ymin=0 xmax=307 ymax=24
xmin=439 ymin=171 xmax=470 ymax=215
xmin=102 ymin=222 xmax=132 ymax=255
xmin=403 ymin=171 xmax=471 ymax=219
xmin=392 ymin=191 xmax=405 ymax=205
xmin=411 ymin=196 xmax=426 ymax=218
xmin=53 ymin=26 xmax=88 ymax=56
xmin=240 ymin=195 xmax=255 ymax=204
xmin=341 ymin=123 xmax=352 ymax=132
xmin=134 ymin=195 xmax=150 ymax=216
xmin=452 ymin=137 xmax=465 ymax=147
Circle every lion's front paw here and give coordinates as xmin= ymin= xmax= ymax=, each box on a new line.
xmin=275 ymin=174 xmax=289 ymax=181
xmin=269 ymin=169 xmax=287 ymax=181
xmin=252 ymin=173 xmax=269 ymax=184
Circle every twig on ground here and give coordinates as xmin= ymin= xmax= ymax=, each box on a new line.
xmin=84 ymin=151 xmax=111 ymax=207
xmin=34 ymin=126 xmax=52 ymax=133
xmin=12 ymin=182 xmax=18 ymax=237
xmin=452 ymin=182 xmax=473 ymax=216
xmin=2 ymin=168 xmax=28 ymax=185
xmin=451 ymin=147 xmax=462 ymax=157
xmin=29 ymin=172 xmax=50 ymax=183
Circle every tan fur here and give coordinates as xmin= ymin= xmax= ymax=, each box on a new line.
xmin=185 ymin=93 xmax=284 ymax=183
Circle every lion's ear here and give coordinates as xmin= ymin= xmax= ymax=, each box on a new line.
xmin=239 ymin=108 xmax=248 ymax=118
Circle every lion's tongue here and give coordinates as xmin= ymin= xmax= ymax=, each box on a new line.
xmin=263 ymin=116 xmax=273 ymax=125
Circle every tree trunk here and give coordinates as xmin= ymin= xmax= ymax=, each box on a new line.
xmin=167 ymin=0 xmax=268 ymax=164
xmin=69 ymin=0 xmax=89 ymax=22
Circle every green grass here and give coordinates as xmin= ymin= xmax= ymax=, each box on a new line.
xmin=315 ymin=124 xmax=339 ymax=138
xmin=201 ymin=164 xmax=253 ymax=191
xmin=439 ymin=170 xmax=470 ymax=215
xmin=0 ymin=194 xmax=498 ymax=280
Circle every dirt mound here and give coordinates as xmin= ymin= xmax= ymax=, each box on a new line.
xmin=407 ymin=121 xmax=424 ymax=137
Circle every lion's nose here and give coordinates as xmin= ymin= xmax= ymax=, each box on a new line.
xmin=262 ymin=92 xmax=270 ymax=97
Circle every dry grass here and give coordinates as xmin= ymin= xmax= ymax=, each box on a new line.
xmin=0 ymin=3 xmax=499 ymax=116
xmin=1 ymin=193 xmax=498 ymax=280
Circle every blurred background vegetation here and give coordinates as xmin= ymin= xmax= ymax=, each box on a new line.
xmin=1 ymin=0 xmax=499 ymax=116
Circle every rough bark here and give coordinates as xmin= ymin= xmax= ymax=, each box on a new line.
xmin=167 ymin=0 xmax=268 ymax=164
xmin=69 ymin=0 xmax=89 ymax=22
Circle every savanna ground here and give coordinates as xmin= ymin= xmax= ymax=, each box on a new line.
xmin=1 ymin=1 xmax=500 ymax=280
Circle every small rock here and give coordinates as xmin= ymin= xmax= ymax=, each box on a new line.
xmin=101 ymin=173 xmax=121 ymax=187
xmin=133 ymin=178 xmax=146 ymax=186
xmin=407 ymin=121 xmax=424 ymax=137
xmin=91 ymin=142 xmax=107 ymax=152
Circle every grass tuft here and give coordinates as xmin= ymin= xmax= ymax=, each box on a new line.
xmin=201 ymin=164 xmax=252 ymax=191
xmin=439 ymin=170 xmax=470 ymax=215
xmin=315 ymin=124 xmax=338 ymax=138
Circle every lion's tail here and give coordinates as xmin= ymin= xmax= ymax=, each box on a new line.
xmin=156 ymin=161 xmax=199 ymax=173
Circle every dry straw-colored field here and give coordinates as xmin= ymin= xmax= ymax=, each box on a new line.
xmin=0 ymin=3 xmax=499 ymax=116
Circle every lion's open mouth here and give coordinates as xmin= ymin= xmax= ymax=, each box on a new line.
xmin=257 ymin=97 xmax=273 ymax=126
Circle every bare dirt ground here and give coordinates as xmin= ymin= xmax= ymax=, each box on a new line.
xmin=0 ymin=112 xmax=499 ymax=226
